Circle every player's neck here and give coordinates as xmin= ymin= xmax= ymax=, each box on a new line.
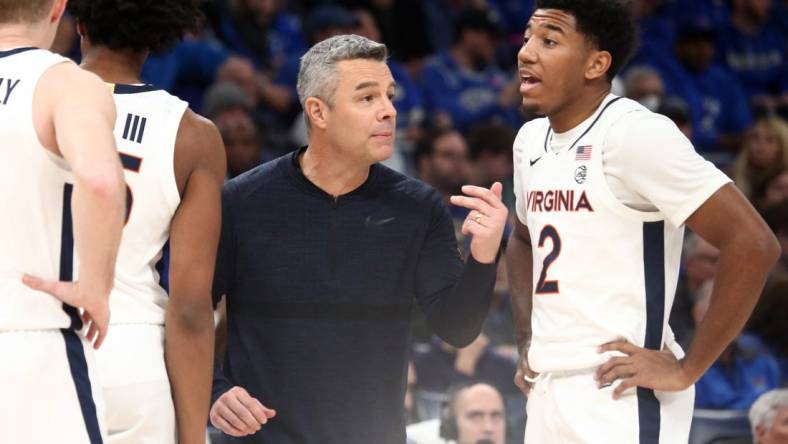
xmin=80 ymin=46 xmax=147 ymax=85
xmin=299 ymin=142 xmax=371 ymax=198
xmin=0 ymin=24 xmax=49 ymax=50
xmin=547 ymin=87 xmax=611 ymax=133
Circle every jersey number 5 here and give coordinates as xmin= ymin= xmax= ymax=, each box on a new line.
xmin=535 ymin=225 xmax=561 ymax=294
xmin=119 ymin=152 xmax=142 ymax=224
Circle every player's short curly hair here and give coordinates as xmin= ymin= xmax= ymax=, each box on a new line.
xmin=535 ymin=0 xmax=637 ymax=80
xmin=67 ymin=0 xmax=203 ymax=53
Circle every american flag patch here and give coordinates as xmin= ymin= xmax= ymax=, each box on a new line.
xmin=576 ymin=145 xmax=592 ymax=161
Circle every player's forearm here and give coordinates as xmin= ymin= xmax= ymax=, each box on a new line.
xmin=681 ymin=231 xmax=779 ymax=383
xmin=165 ymin=300 xmax=215 ymax=444
xmin=71 ymin=163 xmax=125 ymax=298
xmin=506 ymin=236 xmax=534 ymax=356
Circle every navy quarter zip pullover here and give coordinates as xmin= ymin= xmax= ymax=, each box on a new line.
xmin=212 ymin=148 xmax=496 ymax=443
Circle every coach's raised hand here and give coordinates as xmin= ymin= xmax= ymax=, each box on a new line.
xmin=210 ymin=386 xmax=277 ymax=437
xmin=450 ymin=182 xmax=508 ymax=264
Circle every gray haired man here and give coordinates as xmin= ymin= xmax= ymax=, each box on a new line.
xmin=750 ymin=389 xmax=788 ymax=444
xmin=208 ymin=35 xmax=508 ymax=443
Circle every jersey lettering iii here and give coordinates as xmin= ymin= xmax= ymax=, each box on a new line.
xmin=526 ymin=189 xmax=593 ymax=213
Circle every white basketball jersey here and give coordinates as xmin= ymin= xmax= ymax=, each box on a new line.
xmin=105 ymin=84 xmax=186 ymax=324
xmin=513 ymin=96 xmax=688 ymax=373
xmin=0 ymin=48 xmax=77 ymax=330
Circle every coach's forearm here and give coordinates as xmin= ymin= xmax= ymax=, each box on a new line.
xmin=426 ymin=257 xmax=496 ymax=348
xmin=681 ymin=232 xmax=778 ymax=383
xmin=165 ymin=300 xmax=215 ymax=444
xmin=506 ymin=233 xmax=534 ymax=356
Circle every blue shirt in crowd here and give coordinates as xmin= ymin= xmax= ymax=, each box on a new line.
xmin=418 ymin=51 xmax=520 ymax=131
xmin=716 ymin=21 xmax=786 ymax=98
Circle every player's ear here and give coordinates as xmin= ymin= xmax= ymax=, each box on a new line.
xmin=304 ymin=97 xmax=329 ymax=130
xmin=50 ymin=0 xmax=67 ymax=24
xmin=585 ymin=50 xmax=612 ymax=82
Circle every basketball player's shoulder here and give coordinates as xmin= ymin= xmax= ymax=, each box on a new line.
xmin=174 ymin=108 xmax=225 ymax=178
xmin=605 ymin=97 xmax=684 ymax=148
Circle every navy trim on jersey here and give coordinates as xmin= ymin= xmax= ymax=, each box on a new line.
xmin=542 ymin=96 xmax=624 ymax=154
xmin=542 ymin=127 xmax=551 ymax=153
xmin=0 ymin=46 xmax=37 ymax=58
xmin=638 ymin=220 xmax=665 ymax=444
xmin=59 ymin=184 xmax=82 ymax=330
xmin=113 ymin=83 xmax=161 ymax=94
xmin=155 ymin=240 xmax=170 ymax=294
xmin=60 ymin=329 xmax=103 ymax=444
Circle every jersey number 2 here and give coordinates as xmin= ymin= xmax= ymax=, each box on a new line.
xmin=535 ymin=225 xmax=561 ymax=294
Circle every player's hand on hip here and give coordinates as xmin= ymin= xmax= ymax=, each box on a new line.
xmin=210 ymin=386 xmax=276 ymax=437
xmin=514 ymin=352 xmax=539 ymax=397
xmin=22 ymin=275 xmax=110 ymax=349
xmin=595 ymin=340 xmax=693 ymax=399
xmin=450 ymin=182 xmax=508 ymax=264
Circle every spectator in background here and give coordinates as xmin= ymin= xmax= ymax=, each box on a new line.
xmin=215 ymin=0 xmax=305 ymax=72
xmin=407 ymin=382 xmax=506 ymax=444
xmin=441 ymin=383 xmax=506 ymax=444
xmin=693 ymin=280 xmax=782 ymax=410
xmin=415 ymin=128 xmax=472 ymax=252
xmin=624 ymin=65 xmax=666 ymax=112
xmin=732 ymin=116 xmax=788 ymax=199
xmin=670 ymin=232 xmax=720 ymax=350
xmin=418 ymin=8 xmax=521 ymax=131
xmin=762 ymin=202 xmax=788 ymax=277
xmin=629 ymin=0 xmax=676 ymax=67
xmin=749 ymin=389 xmax=788 ymax=444
xmin=412 ymin=334 xmax=518 ymax=400
xmin=141 ymin=39 xmax=232 ymax=112
xmin=718 ymin=0 xmax=786 ymax=110
xmin=651 ymin=16 xmax=752 ymax=154
xmin=204 ymin=84 xmax=266 ymax=179
xmin=748 ymin=276 xmax=788 ymax=384
xmin=754 ymin=168 xmax=788 ymax=211
xmin=658 ymin=95 xmax=695 ymax=140
xmin=416 ymin=128 xmax=471 ymax=202
xmin=466 ymin=123 xmax=516 ymax=210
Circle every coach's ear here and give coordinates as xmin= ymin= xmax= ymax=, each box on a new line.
xmin=584 ymin=50 xmax=612 ymax=82
xmin=304 ymin=97 xmax=329 ymax=131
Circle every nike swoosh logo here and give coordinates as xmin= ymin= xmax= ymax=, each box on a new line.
xmin=529 ymin=156 xmax=543 ymax=166
xmin=365 ymin=216 xmax=396 ymax=226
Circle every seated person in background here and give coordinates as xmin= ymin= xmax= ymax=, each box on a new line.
xmin=753 ymin=168 xmax=788 ymax=212
xmin=412 ymin=334 xmax=518 ymax=400
xmin=718 ymin=0 xmax=786 ymax=111
xmin=408 ymin=382 xmax=506 ymax=444
xmin=694 ymin=281 xmax=782 ymax=410
xmin=732 ymin=116 xmax=788 ymax=200
xmin=747 ymin=276 xmax=788 ymax=384
xmin=749 ymin=389 xmax=788 ymax=444
xmin=418 ymin=8 xmax=521 ymax=131
xmin=623 ymin=65 xmax=666 ymax=112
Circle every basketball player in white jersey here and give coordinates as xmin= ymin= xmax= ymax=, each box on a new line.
xmin=507 ymin=1 xmax=780 ymax=442
xmin=68 ymin=0 xmax=226 ymax=442
xmin=0 ymin=0 xmax=126 ymax=442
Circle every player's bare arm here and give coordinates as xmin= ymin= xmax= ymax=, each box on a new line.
xmin=25 ymin=62 xmax=125 ymax=348
xmin=506 ymin=218 xmax=538 ymax=396
xmin=165 ymin=110 xmax=226 ymax=443
xmin=596 ymin=184 xmax=780 ymax=398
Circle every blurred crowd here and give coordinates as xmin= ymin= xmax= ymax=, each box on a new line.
xmin=52 ymin=0 xmax=787 ymax=442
